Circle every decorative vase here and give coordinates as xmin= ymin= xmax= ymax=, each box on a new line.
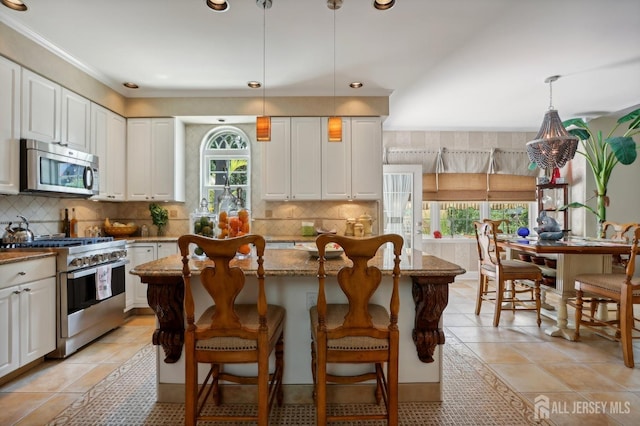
xmin=156 ymin=226 xmax=165 ymax=237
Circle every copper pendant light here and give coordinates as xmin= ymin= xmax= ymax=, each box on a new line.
xmin=256 ymin=0 xmax=271 ymax=141
xmin=328 ymin=1 xmax=342 ymax=142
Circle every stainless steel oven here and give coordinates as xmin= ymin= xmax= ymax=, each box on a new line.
xmin=61 ymin=258 xmax=127 ymax=345
xmin=2 ymin=236 xmax=128 ymax=358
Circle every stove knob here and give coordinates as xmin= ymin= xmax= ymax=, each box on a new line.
xmin=70 ymin=258 xmax=83 ymax=267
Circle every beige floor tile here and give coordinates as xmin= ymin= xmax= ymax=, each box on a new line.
xmin=0 ymin=362 xmax=99 ymax=393
xmin=0 ymin=392 xmax=52 ymax=425
xmin=509 ymin=342 xmax=577 ymax=363
xmin=446 ymin=325 xmax=546 ymax=343
xmin=464 ymin=342 xmax=532 ymax=363
xmin=588 ymin=363 xmax=640 ymax=391
xmin=489 ymin=363 xmax=572 ymax=393
xmin=521 ymin=392 xmax=618 ymax=426
xmin=540 ymin=363 xmax=625 ymax=392
xmin=62 ymin=363 xmax=120 ymax=393
xmin=580 ymin=391 xmax=640 ymax=426
xmin=14 ymin=393 xmax=82 ymax=426
xmin=442 ymin=313 xmax=480 ymax=327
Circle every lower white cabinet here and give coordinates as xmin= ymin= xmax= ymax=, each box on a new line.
xmin=0 ymin=257 xmax=56 ymax=379
xmin=125 ymin=242 xmax=178 ymax=311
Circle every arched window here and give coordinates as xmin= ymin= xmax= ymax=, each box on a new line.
xmin=200 ymin=126 xmax=251 ymax=212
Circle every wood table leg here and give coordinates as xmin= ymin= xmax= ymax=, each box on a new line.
xmin=145 ymin=277 xmax=185 ymax=363
xmin=411 ymin=275 xmax=452 ymax=363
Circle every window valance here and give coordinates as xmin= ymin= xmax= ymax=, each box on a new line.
xmin=384 ymin=147 xmax=538 ymax=176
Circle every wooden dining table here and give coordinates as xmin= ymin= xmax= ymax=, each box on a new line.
xmin=497 ymin=236 xmax=631 ymax=340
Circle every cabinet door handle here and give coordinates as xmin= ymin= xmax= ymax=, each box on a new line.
xmin=13 ymin=290 xmax=21 ymax=295
xmin=23 ymin=288 xmax=31 ymax=292
xmin=18 ymin=271 xmax=26 ymax=276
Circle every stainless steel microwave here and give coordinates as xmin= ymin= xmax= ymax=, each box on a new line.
xmin=20 ymin=139 xmax=99 ymax=197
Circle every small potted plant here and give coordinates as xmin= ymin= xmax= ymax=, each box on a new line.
xmin=149 ymin=203 xmax=169 ymax=236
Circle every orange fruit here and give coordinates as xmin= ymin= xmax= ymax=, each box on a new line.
xmin=241 ymin=222 xmax=250 ymax=233
xmin=229 ymin=217 xmax=241 ymax=232
xmin=238 ymin=209 xmax=249 ymax=222
xmin=219 ymin=211 xmax=227 ymax=222
xmin=238 ymin=244 xmax=250 ymax=255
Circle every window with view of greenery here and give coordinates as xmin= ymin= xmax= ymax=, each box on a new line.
xmin=200 ymin=127 xmax=251 ymax=212
xmin=421 ymin=201 xmax=531 ymax=236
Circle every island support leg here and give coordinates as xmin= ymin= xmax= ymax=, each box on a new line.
xmin=411 ymin=276 xmax=452 ymax=363
xmin=146 ymin=277 xmax=185 ymax=363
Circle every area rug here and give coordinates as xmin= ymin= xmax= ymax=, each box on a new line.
xmin=46 ymin=334 xmax=553 ymax=425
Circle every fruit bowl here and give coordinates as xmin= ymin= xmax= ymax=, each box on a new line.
xmin=104 ymin=225 xmax=138 ymax=237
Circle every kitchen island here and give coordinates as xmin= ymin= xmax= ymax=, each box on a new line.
xmin=130 ymin=246 xmax=465 ymax=403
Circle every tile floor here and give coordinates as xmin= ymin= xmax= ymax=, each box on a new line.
xmin=1 ymin=279 xmax=639 ymax=425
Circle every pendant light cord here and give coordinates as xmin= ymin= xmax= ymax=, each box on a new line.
xmin=333 ymin=6 xmax=336 ymax=116
xmin=263 ymin=4 xmax=266 ymax=117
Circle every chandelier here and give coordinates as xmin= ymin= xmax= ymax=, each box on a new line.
xmin=526 ymin=75 xmax=578 ymax=169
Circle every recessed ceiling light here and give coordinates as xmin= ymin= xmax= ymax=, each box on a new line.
xmin=206 ymin=0 xmax=229 ymax=12
xmin=1 ymin=0 xmax=27 ymax=11
xmin=349 ymin=82 xmax=363 ymax=89
xmin=248 ymin=81 xmax=262 ymax=89
xmin=373 ymin=0 xmax=395 ymax=11
xmin=123 ymin=82 xmax=139 ymax=89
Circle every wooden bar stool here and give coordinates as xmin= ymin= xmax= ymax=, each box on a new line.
xmin=310 ymin=233 xmax=403 ymax=426
xmin=178 ymin=234 xmax=285 ymax=426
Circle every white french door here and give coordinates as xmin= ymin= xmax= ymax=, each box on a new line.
xmin=382 ymin=164 xmax=423 ymax=253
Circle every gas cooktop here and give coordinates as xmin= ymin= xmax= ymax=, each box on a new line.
xmin=2 ymin=236 xmax=114 ymax=249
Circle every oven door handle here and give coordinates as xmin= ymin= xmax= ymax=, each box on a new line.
xmin=66 ymin=259 xmax=128 ymax=279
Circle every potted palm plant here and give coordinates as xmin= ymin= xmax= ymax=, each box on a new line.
xmin=561 ymin=107 xmax=639 ymax=235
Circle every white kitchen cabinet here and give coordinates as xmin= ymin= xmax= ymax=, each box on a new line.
xmin=61 ymin=88 xmax=91 ymax=152
xmin=322 ymin=117 xmax=382 ymax=200
xmin=0 ymin=256 xmax=56 ymax=379
xmin=291 ymin=117 xmax=322 ymax=200
xmin=261 ymin=117 xmax=291 ymax=200
xmin=21 ymin=68 xmax=62 ymax=143
xmin=91 ymin=103 xmax=126 ymax=201
xmin=126 ymin=241 xmax=178 ymax=310
xmin=261 ymin=117 xmax=322 ymax=200
xmin=321 ymin=117 xmax=352 ymax=199
xmin=0 ymin=56 xmax=20 ymax=195
xmin=126 ymin=118 xmax=185 ymax=202
xmin=350 ymin=117 xmax=382 ymax=200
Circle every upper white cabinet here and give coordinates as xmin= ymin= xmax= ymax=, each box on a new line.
xmin=21 ymin=68 xmax=62 ymax=143
xmin=91 ymin=103 xmax=126 ymax=201
xmin=261 ymin=117 xmax=291 ymax=200
xmin=21 ymin=68 xmax=92 ymax=152
xmin=321 ymin=117 xmax=352 ymax=199
xmin=126 ymin=118 xmax=185 ymax=202
xmin=0 ymin=56 xmax=21 ymax=195
xmin=291 ymin=117 xmax=323 ymax=200
xmin=350 ymin=117 xmax=382 ymax=200
xmin=61 ymin=88 xmax=91 ymax=152
xmin=321 ymin=117 xmax=382 ymax=200
xmin=261 ymin=117 xmax=328 ymax=201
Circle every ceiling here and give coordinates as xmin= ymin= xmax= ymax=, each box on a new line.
xmin=1 ymin=0 xmax=639 ymax=131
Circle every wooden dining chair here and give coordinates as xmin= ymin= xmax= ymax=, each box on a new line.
xmin=310 ymin=233 xmax=403 ymax=426
xmin=574 ymin=226 xmax=640 ymax=368
xmin=473 ymin=220 xmax=543 ymax=327
xmin=601 ymin=221 xmax=637 ymax=271
xmin=178 ymin=234 xmax=285 ymax=426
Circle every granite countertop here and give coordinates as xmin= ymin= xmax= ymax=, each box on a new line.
xmin=0 ymin=250 xmax=57 ymax=266
xmin=122 ymin=235 xmax=326 ymax=244
xmin=130 ymin=247 xmax=466 ymax=278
